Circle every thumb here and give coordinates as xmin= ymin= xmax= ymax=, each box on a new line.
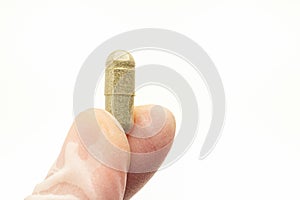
xmin=26 ymin=109 xmax=130 ymax=200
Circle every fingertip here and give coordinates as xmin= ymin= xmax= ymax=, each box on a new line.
xmin=73 ymin=108 xmax=130 ymax=172
xmin=75 ymin=108 xmax=130 ymax=152
xmin=128 ymin=104 xmax=176 ymax=153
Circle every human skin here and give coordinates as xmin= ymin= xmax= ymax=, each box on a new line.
xmin=26 ymin=105 xmax=176 ymax=200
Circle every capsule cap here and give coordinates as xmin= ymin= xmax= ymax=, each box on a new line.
xmin=106 ymin=50 xmax=135 ymax=69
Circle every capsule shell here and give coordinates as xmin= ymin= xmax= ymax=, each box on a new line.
xmin=104 ymin=50 xmax=135 ymax=132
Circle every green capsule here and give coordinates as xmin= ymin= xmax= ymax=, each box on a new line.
xmin=104 ymin=50 xmax=135 ymax=133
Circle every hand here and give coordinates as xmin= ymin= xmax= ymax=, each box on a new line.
xmin=26 ymin=105 xmax=176 ymax=200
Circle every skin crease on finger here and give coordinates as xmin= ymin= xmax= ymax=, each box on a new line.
xmin=26 ymin=105 xmax=176 ymax=200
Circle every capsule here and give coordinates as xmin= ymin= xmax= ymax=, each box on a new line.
xmin=104 ymin=50 xmax=135 ymax=132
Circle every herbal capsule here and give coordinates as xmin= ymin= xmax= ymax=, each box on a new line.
xmin=104 ymin=50 xmax=135 ymax=132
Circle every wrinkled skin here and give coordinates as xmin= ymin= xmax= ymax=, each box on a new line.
xmin=26 ymin=105 xmax=176 ymax=200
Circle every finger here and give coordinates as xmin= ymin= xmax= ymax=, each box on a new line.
xmin=124 ymin=105 xmax=176 ymax=200
xmin=26 ymin=109 xmax=130 ymax=200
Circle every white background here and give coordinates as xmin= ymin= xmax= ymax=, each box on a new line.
xmin=1 ymin=0 xmax=300 ymax=199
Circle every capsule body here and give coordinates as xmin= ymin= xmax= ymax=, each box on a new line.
xmin=104 ymin=50 xmax=135 ymax=132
